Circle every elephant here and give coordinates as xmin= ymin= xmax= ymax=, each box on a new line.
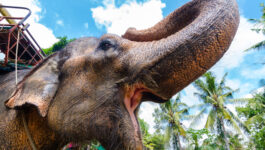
xmin=0 ymin=0 xmax=239 ymax=149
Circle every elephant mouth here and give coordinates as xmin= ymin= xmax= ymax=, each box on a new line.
xmin=124 ymin=84 xmax=164 ymax=143
xmin=124 ymin=87 xmax=144 ymax=131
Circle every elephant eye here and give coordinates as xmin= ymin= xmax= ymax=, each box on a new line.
xmin=98 ymin=39 xmax=115 ymax=51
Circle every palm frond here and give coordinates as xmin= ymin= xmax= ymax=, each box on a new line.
xmin=249 ymin=18 xmax=261 ymax=23
xmin=220 ymin=108 xmax=232 ymax=120
xmin=218 ymin=72 xmax=228 ymax=91
xmin=223 ymin=86 xmax=234 ymax=92
xmin=225 ymin=117 xmax=242 ymax=135
xmin=206 ymin=96 xmax=218 ymax=104
xmin=194 ymin=79 xmax=211 ymax=96
xmin=165 ymin=100 xmax=173 ymax=110
xmin=174 ymin=102 xmax=188 ymax=109
xmin=226 ymin=98 xmax=250 ymax=105
xmin=205 ymin=108 xmax=217 ymax=129
xmin=193 ymin=92 xmax=208 ymax=102
xmin=190 ymin=107 xmax=208 ymax=128
xmin=177 ymin=123 xmax=187 ymax=137
xmin=245 ymin=40 xmax=265 ymax=51
xmin=226 ymin=109 xmax=250 ymax=134
xmin=178 ymin=108 xmax=189 ymax=115
xmin=189 ymin=103 xmax=206 ymax=110
xmin=204 ymin=72 xmax=217 ymax=94
xmin=251 ymin=28 xmax=265 ymax=34
xmin=245 ymin=114 xmax=264 ymax=126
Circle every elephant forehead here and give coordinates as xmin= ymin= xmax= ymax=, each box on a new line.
xmin=64 ymin=37 xmax=99 ymax=57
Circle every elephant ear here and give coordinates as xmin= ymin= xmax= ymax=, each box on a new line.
xmin=5 ymin=54 xmax=60 ymax=117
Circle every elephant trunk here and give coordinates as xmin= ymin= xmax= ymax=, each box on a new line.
xmin=122 ymin=0 xmax=239 ymax=99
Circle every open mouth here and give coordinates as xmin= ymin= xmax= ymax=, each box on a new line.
xmin=124 ymin=84 xmax=165 ymax=137
xmin=124 ymin=86 xmax=145 ymax=132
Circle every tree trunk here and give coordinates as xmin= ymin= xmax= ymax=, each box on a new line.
xmin=220 ymin=118 xmax=230 ymax=150
xmin=174 ymin=133 xmax=181 ymax=150
xmin=195 ymin=139 xmax=199 ymax=150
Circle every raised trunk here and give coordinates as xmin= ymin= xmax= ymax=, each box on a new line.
xmin=121 ymin=0 xmax=239 ymax=100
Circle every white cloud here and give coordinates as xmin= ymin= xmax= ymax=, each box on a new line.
xmin=139 ymin=102 xmax=159 ymax=134
xmin=244 ymin=86 xmax=265 ymax=98
xmin=91 ymin=0 xmax=165 ymax=36
xmin=1 ymin=0 xmax=58 ymax=49
xmin=226 ymin=79 xmax=241 ymax=91
xmin=56 ymin=20 xmax=64 ymax=26
xmin=241 ymin=65 xmax=265 ymax=79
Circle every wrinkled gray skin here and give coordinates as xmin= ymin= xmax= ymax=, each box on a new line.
xmin=0 ymin=0 xmax=239 ymax=149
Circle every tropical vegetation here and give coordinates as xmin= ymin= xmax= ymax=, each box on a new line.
xmin=246 ymin=3 xmax=265 ymax=51
xmin=152 ymin=94 xmax=189 ymax=150
xmin=237 ymin=90 xmax=265 ymax=149
xmin=139 ymin=118 xmax=165 ymax=150
xmin=189 ymin=72 xmax=249 ymax=150
xmin=49 ymin=4 xmax=265 ymax=149
xmin=43 ymin=36 xmax=75 ymax=55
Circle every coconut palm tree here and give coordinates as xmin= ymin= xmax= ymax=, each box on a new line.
xmin=190 ymin=72 xmax=249 ymax=150
xmin=237 ymin=90 xmax=265 ymax=149
xmin=153 ymin=94 xmax=188 ymax=150
xmin=246 ymin=3 xmax=265 ymax=51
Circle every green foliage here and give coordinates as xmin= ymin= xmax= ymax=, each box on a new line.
xmin=190 ymin=72 xmax=249 ymax=150
xmin=153 ymin=94 xmax=189 ymax=150
xmin=227 ymin=133 xmax=244 ymax=150
xmin=139 ymin=118 xmax=150 ymax=136
xmin=186 ymin=128 xmax=209 ymax=150
xmin=43 ymin=36 xmax=75 ymax=55
xmin=246 ymin=3 xmax=265 ymax=51
xmin=251 ymin=127 xmax=265 ymax=150
xmin=201 ymin=133 xmax=243 ymax=150
xmin=139 ymin=118 xmax=165 ymax=150
xmin=150 ymin=134 xmax=165 ymax=150
xmin=144 ymin=134 xmax=165 ymax=150
xmin=236 ymin=91 xmax=265 ymax=149
xmin=201 ymin=133 xmax=224 ymax=150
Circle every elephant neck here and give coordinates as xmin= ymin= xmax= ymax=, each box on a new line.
xmin=1 ymin=107 xmax=61 ymax=149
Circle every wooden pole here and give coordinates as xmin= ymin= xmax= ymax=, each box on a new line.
xmin=0 ymin=3 xmax=16 ymax=24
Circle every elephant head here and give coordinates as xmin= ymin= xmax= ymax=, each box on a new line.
xmin=5 ymin=0 xmax=239 ymax=149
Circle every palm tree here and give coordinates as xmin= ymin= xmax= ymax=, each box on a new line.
xmin=139 ymin=118 xmax=166 ymax=150
xmin=245 ymin=92 xmax=265 ymax=128
xmin=237 ymin=90 xmax=265 ymax=149
xmin=153 ymin=94 xmax=188 ymax=150
xmin=190 ymin=72 xmax=249 ymax=150
xmin=246 ymin=3 xmax=265 ymax=51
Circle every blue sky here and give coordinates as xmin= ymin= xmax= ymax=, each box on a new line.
xmin=37 ymin=0 xmax=265 ymax=39
xmin=2 ymin=0 xmax=265 ymax=133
